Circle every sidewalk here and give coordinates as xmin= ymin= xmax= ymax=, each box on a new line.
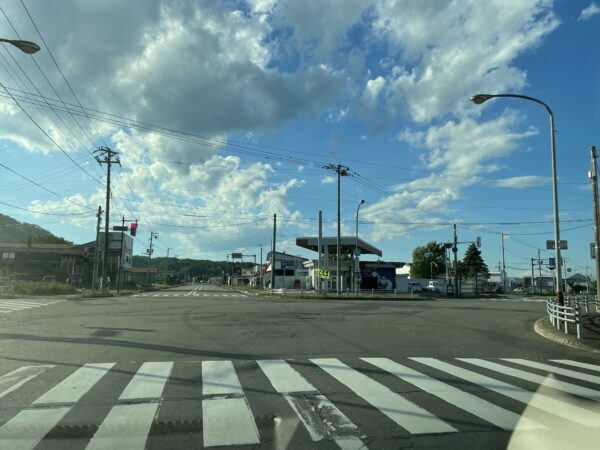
xmin=535 ymin=312 xmax=600 ymax=353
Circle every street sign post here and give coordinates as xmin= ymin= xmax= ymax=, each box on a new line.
xmin=112 ymin=226 xmax=128 ymax=231
xmin=546 ymin=240 xmax=568 ymax=250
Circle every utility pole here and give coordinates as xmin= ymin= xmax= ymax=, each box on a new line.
xmin=318 ymin=210 xmax=322 ymax=293
xmin=258 ymin=244 xmax=263 ymax=289
xmin=453 ymin=224 xmax=459 ymax=297
xmin=501 ymin=233 xmax=507 ymax=292
xmin=146 ymin=231 xmax=158 ymax=285
xmin=166 ymin=248 xmax=172 ymax=284
xmin=92 ymin=206 xmax=102 ymax=291
xmin=324 ymin=164 xmax=350 ymax=295
xmin=531 ymin=258 xmax=535 ymax=294
xmin=538 ymin=250 xmax=543 ymax=294
xmin=271 ymin=213 xmax=276 ymax=289
xmin=94 ymin=147 xmax=120 ymax=290
xmin=590 ymin=145 xmax=600 ymax=304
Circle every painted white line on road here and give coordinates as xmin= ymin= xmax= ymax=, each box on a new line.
xmin=501 ymin=359 xmax=600 ymax=385
xmin=34 ymin=363 xmax=114 ymax=405
xmin=86 ymin=402 xmax=158 ymax=450
xmin=119 ymin=362 xmax=173 ymax=400
xmin=363 ymin=357 xmax=542 ymax=431
xmin=202 ymin=360 xmax=244 ymax=396
xmin=202 ymin=397 xmax=260 ymax=447
xmin=412 ymin=358 xmax=600 ymax=427
xmin=312 ymin=358 xmax=455 ymax=434
xmin=459 ymin=358 xmax=600 ymax=402
xmin=202 ymin=360 xmax=260 ymax=447
xmin=0 ymin=406 xmax=71 ymax=450
xmin=257 ymin=359 xmax=315 ymax=393
xmin=0 ymin=365 xmax=54 ymax=400
xmin=258 ymin=360 xmax=365 ymax=447
xmin=550 ymin=359 xmax=600 ymax=372
xmin=0 ymin=301 xmax=44 ymax=307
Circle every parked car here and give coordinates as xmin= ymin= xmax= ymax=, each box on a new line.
xmin=512 ymin=287 xmax=526 ymax=292
xmin=425 ymin=280 xmax=443 ymax=293
xmin=409 ymin=282 xmax=422 ymax=292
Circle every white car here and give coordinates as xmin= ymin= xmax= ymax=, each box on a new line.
xmin=425 ymin=280 xmax=443 ymax=292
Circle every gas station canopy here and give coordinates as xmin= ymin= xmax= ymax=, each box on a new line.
xmin=296 ymin=236 xmax=383 ymax=257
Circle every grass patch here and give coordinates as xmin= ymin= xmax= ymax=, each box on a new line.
xmin=78 ymin=291 xmax=115 ymax=298
xmin=13 ymin=282 xmax=79 ymax=296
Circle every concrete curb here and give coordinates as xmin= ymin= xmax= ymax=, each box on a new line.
xmin=534 ymin=316 xmax=600 ymax=354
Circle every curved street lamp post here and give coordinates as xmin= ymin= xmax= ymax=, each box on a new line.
xmin=354 ymin=200 xmax=365 ymax=294
xmin=470 ymin=93 xmax=563 ymax=304
xmin=0 ymin=38 xmax=40 ymax=54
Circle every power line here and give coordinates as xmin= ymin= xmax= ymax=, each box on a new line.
xmin=0 ymin=161 xmax=94 ymax=210
xmin=0 ymin=200 xmax=90 ymax=216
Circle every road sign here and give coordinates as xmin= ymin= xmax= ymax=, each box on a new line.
xmin=451 ymin=247 xmax=457 ymax=253
xmin=354 ymin=248 xmax=361 ymax=257
xmin=567 ymin=268 xmax=571 ymax=272
xmin=546 ymin=240 xmax=568 ymax=250
xmin=548 ymin=257 xmax=555 ymax=269
xmin=318 ymin=269 xmax=330 ymax=280
xmin=591 ymin=243 xmax=597 ymax=259
xmin=112 ymin=226 xmax=128 ymax=231
xmin=231 ymin=253 xmax=242 ymax=259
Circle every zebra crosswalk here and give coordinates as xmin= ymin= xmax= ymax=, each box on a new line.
xmin=0 ymin=357 xmax=599 ymax=448
xmin=131 ymin=292 xmax=248 ymax=298
xmin=0 ymin=298 xmax=63 ymax=314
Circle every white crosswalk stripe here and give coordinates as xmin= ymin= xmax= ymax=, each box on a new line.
xmin=0 ymin=299 xmax=63 ymax=314
xmin=133 ymin=292 xmax=248 ymax=298
xmin=0 ymin=357 xmax=599 ymax=448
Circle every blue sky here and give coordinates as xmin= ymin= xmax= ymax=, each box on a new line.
xmin=0 ymin=0 xmax=599 ymax=279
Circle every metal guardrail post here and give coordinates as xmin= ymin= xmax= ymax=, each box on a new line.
xmin=371 ymin=288 xmax=374 ymax=299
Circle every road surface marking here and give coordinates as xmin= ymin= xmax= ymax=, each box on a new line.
xmin=0 ymin=365 xmax=54 ymax=400
xmin=311 ymin=358 xmax=456 ymax=434
xmin=0 ymin=300 xmax=44 ymax=307
xmin=86 ymin=402 xmax=158 ymax=450
xmin=202 ymin=360 xmax=260 ymax=447
xmin=459 ymin=358 xmax=600 ymax=401
xmin=119 ymin=362 xmax=173 ymax=400
xmin=34 ymin=363 xmax=114 ymax=404
xmin=501 ymin=359 xmax=600 ymax=385
xmin=363 ymin=357 xmax=542 ymax=431
xmin=550 ymin=359 xmax=600 ymax=372
xmin=258 ymin=360 xmax=365 ymax=447
xmin=411 ymin=358 xmax=600 ymax=427
xmin=0 ymin=406 xmax=71 ymax=450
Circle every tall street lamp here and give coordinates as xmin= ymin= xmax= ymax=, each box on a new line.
xmin=0 ymin=38 xmax=40 ymax=54
xmin=470 ymin=93 xmax=563 ymax=304
xmin=354 ymin=199 xmax=365 ymax=294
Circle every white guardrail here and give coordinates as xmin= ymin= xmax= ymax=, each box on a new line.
xmin=546 ymin=295 xmax=600 ymax=340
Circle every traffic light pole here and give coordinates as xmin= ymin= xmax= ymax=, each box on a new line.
xmin=118 ymin=215 xmax=124 ymax=293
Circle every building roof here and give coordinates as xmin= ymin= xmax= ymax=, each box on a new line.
xmin=295 ymin=236 xmax=383 ymax=257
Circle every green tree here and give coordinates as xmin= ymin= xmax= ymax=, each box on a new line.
xmin=461 ymin=243 xmax=489 ymax=280
xmin=411 ymin=241 xmax=446 ymax=279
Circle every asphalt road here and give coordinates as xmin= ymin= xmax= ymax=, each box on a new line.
xmin=0 ymin=284 xmax=598 ymax=449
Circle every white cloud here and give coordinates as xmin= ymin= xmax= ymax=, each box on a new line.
xmin=579 ymin=3 xmax=600 ymax=20
xmin=370 ymin=0 xmax=559 ymax=123
xmin=321 ymin=175 xmax=336 ymax=184
xmin=493 ymin=175 xmax=548 ymax=189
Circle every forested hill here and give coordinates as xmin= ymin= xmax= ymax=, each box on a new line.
xmin=131 ymin=255 xmax=254 ymax=280
xmin=0 ymin=213 xmax=72 ymax=244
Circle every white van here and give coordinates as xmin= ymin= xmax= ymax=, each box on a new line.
xmin=426 ymin=280 xmax=443 ymax=292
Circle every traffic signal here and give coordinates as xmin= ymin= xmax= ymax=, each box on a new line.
xmin=130 ymin=221 xmax=138 ymax=236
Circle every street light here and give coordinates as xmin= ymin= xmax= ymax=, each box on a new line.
xmin=470 ymin=93 xmax=563 ymax=304
xmin=0 ymin=38 xmax=40 ymax=54
xmin=354 ymin=199 xmax=365 ymax=294
xmin=430 ymin=261 xmax=438 ymax=280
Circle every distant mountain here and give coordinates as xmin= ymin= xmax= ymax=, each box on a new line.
xmin=132 ymin=255 xmax=254 ymax=280
xmin=0 ymin=213 xmax=72 ymax=245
